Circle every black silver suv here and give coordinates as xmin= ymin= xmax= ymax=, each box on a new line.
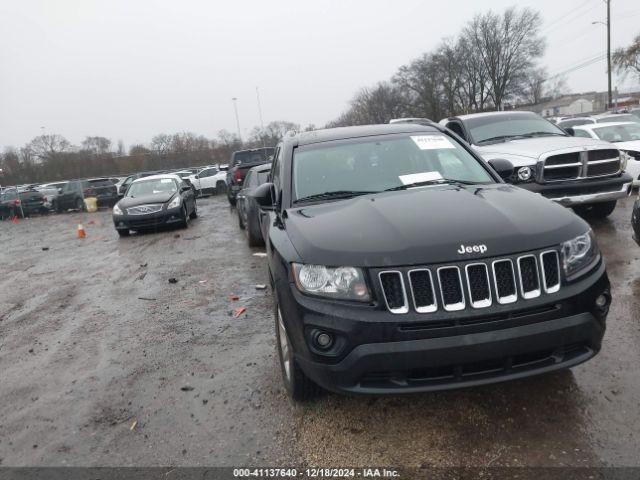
xmin=251 ymin=123 xmax=611 ymax=400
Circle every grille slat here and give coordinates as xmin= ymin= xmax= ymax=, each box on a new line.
xmin=437 ymin=267 xmax=465 ymax=311
xmin=379 ymin=271 xmax=408 ymax=314
xmin=540 ymin=251 xmax=561 ymax=293
xmin=517 ymin=255 xmax=541 ymax=299
xmin=465 ymin=263 xmax=492 ymax=308
xmin=408 ymin=269 xmax=437 ymax=313
xmin=492 ymin=259 xmax=517 ymax=304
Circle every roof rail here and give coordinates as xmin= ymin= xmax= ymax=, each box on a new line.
xmin=389 ymin=117 xmax=434 ymax=125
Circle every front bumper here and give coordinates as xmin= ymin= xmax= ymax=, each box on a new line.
xmin=521 ymin=174 xmax=633 ymax=206
xmin=280 ymin=263 xmax=609 ymax=395
xmin=113 ymin=207 xmax=183 ymax=231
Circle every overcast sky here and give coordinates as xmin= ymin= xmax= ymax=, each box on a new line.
xmin=1 ymin=0 xmax=639 ymax=149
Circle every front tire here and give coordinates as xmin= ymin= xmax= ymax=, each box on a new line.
xmin=246 ymin=213 xmax=264 ymax=247
xmin=238 ymin=210 xmax=245 ymax=229
xmin=181 ymin=205 xmax=189 ymax=228
xmin=274 ymin=296 xmax=320 ymax=402
xmin=117 ymin=229 xmax=130 ymax=237
xmin=227 ymin=192 xmax=237 ymax=206
xmin=576 ymin=200 xmax=617 ymax=218
xmin=216 ymin=181 xmax=227 ymax=195
xmin=189 ymin=202 xmax=198 ymax=219
xmin=75 ymin=198 xmax=85 ymax=212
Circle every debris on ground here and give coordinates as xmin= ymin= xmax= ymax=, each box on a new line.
xmin=198 ymin=280 xmax=208 ymax=284
xmin=130 ymin=420 xmax=137 ymax=431
xmin=140 ymin=263 xmax=148 ymax=268
xmin=137 ymin=297 xmax=157 ymax=301
xmin=168 ymin=278 xmax=178 ymax=284
xmin=229 ymin=294 xmax=240 ymax=301
xmin=41 ymin=247 xmax=50 ymax=251
xmin=252 ymin=252 xmax=267 ymax=257
xmin=255 ymin=284 xmax=267 ymax=290
xmin=174 ymin=234 xmax=181 ymax=239
xmin=232 ymin=307 xmax=246 ymax=318
xmin=180 ymin=385 xmax=194 ymax=392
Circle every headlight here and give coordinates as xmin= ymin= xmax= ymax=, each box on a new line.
xmin=292 ymin=263 xmax=371 ymax=301
xmin=167 ymin=195 xmax=181 ymax=209
xmin=113 ymin=204 xmax=123 ymax=215
xmin=517 ymin=166 xmax=533 ymax=182
xmin=620 ymin=151 xmax=629 ymax=171
xmin=561 ymin=230 xmax=600 ymax=280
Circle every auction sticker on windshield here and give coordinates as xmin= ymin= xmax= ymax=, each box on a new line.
xmin=399 ymin=171 xmax=443 ymax=185
xmin=411 ymin=135 xmax=455 ymax=150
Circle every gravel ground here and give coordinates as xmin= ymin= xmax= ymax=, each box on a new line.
xmin=0 ymin=194 xmax=638 ymax=468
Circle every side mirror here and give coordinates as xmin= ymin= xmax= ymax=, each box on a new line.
xmin=564 ymin=127 xmax=575 ymax=136
xmin=180 ymin=185 xmax=191 ymax=193
xmin=250 ymin=182 xmax=275 ymax=209
xmin=194 ymin=175 xmax=199 ymax=179
xmin=488 ymin=158 xmax=515 ymax=180
xmin=57 ymin=188 xmax=63 ymax=194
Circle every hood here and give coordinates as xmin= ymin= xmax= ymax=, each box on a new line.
xmin=475 ymin=136 xmax=615 ymax=165
xmin=614 ymin=140 xmax=640 ymax=153
xmin=285 ymin=185 xmax=588 ymax=267
xmin=117 ymin=192 xmax=176 ymax=208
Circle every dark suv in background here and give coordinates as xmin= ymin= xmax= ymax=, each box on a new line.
xmin=226 ymin=147 xmax=274 ymax=205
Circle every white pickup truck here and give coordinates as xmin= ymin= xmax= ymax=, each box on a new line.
xmin=187 ymin=166 xmax=227 ymax=196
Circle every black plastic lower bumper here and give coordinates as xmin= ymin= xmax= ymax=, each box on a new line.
xmin=113 ymin=207 xmax=183 ymax=231
xmin=280 ymin=264 xmax=609 ymax=395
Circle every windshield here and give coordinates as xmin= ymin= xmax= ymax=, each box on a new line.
xmin=232 ymin=148 xmax=275 ymax=165
xmin=592 ymin=124 xmax=640 ymax=143
xmin=466 ymin=113 xmax=566 ymax=144
xmin=558 ymin=118 xmax=594 ymax=128
xmin=293 ymin=133 xmax=494 ymax=202
xmin=597 ymin=114 xmax=640 ymax=124
xmin=126 ymin=178 xmax=178 ymax=197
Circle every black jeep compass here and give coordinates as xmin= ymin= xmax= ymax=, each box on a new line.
xmin=251 ymin=123 xmax=610 ymax=401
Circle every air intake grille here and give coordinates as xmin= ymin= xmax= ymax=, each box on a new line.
xmin=379 ymin=271 xmax=408 ymax=313
xmin=378 ymin=250 xmax=561 ymax=314
xmin=438 ymin=267 xmax=465 ymax=311
xmin=543 ymin=149 xmax=620 ymax=182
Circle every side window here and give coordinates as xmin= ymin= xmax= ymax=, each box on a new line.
xmin=271 ymin=145 xmax=283 ymax=189
xmin=573 ymin=129 xmax=591 ymax=138
xmin=244 ymin=171 xmax=253 ymax=188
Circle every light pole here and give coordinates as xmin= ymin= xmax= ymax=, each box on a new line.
xmin=256 ymin=87 xmax=266 ymax=148
xmin=231 ymin=97 xmax=242 ymax=144
xmin=593 ymin=0 xmax=612 ymax=107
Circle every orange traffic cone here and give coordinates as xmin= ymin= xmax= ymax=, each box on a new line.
xmin=77 ymin=224 xmax=87 ymax=238
xmin=12 ymin=216 xmax=19 ymax=225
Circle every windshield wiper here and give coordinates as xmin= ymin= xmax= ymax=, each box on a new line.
xmin=477 ymin=134 xmax=527 ymax=144
xmin=521 ymin=131 xmax=566 ymax=137
xmin=294 ymin=190 xmax=377 ymax=203
xmin=384 ymin=178 xmax=479 ymax=192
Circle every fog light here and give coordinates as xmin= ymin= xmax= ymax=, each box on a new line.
xmin=315 ymin=332 xmax=333 ymax=349
xmin=517 ymin=166 xmax=532 ymax=181
xmin=595 ymin=294 xmax=608 ymax=308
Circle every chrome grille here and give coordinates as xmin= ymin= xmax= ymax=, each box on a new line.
xmin=378 ymin=250 xmax=561 ymax=314
xmin=127 ymin=204 xmax=163 ymax=215
xmin=542 ymin=149 xmax=620 ymax=182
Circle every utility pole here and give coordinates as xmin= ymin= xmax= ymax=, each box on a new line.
xmin=231 ymin=97 xmax=242 ymax=144
xmin=606 ymin=0 xmax=612 ymax=108
xmin=256 ymin=87 xmax=266 ymax=148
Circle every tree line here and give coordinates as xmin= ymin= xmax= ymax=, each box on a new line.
xmin=0 ymin=121 xmax=303 ymax=186
xmin=327 ymin=6 xmax=561 ymax=127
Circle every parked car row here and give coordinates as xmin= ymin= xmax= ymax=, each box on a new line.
xmin=1 ymin=163 xmax=229 ymax=219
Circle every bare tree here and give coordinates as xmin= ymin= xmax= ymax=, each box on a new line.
xmin=27 ymin=134 xmax=71 ymax=162
xmin=247 ymin=121 xmax=299 ymax=147
xmin=465 ymin=7 xmax=544 ymax=110
xmin=613 ymin=34 xmax=640 ymax=80
xmin=524 ymin=67 xmax=547 ymax=105
xmin=81 ymin=136 xmax=112 ymax=155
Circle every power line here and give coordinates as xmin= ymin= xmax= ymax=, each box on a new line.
xmin=543 ymin=2 xmax=601 ymax=35
xmin=541 ymin=0 xmax=593 ymax=32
